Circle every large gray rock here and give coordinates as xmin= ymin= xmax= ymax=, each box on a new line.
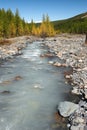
xmin=58 ymin=101 xmax=79 ymax=117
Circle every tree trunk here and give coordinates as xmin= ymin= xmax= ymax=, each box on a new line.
xmin=85 ymin=33 xmax=87 ymax=44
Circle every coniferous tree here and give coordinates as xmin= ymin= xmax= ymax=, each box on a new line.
xmin=15 ymin=8 xmax=24 ymax=36
xmin=0 ymin=8 xmax=56 ymax=39
xmin=24 ymin=23 xmax=30 ymax=35
xmin=0 ymin=9 xmax=4 ymax=38
xmin=29 ymin=19 xmax=35 ymax=34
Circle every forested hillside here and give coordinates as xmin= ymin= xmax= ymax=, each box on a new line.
xmin=52 ymin=12 xmax=87 ymax=34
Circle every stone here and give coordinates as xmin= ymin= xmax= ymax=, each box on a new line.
xmin=58 ymin=101 xmax=79 ymax=117
xmin=48 ymin=61 xmax=54 ymax=64
xmin=71 ymin=87 xmax=80 ymax=95
xmin=67 ymin=123 xmax=71 ymax=128
xmin=14 ymin=76 xmax=22 ymax=81
xmin=57 ymin=52 xmax=62 ymax=58
xmin=71 ymin=125 xmax=84 ymax=130
xmin=53 ymin=62 xmax=61 ymax=67
xmin=33 ymin=84 xmax=44 ymax=89
xmin=65 ymin=75 xmax=71 ymax=79
xmin=84 ymin=85 xmax=87 ymax=89
xmin=1 ymin=90 xmax=10 ymax=94
xmin=73 ymin=117 xmax=84 ymax=123
xmin=79 ymin=59 xmax=83 ymax=63
xmin=82 ymin=67 xmax=87 ymax=71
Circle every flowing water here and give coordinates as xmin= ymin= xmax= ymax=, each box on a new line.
xmin=0 ymin=41 xmax=72 ymax=130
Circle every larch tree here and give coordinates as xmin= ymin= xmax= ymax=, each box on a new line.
xmin=40 ymin=14 xmax=55 ymax=37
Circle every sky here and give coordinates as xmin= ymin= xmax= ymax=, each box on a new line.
xmin=0 ymin=0 xmax=87 ymax=22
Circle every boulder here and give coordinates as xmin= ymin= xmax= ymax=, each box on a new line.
xmin=58 ymin=101 xmax=79 ymax=117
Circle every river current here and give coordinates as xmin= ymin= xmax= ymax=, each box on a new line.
xmin=0 ymin=41 xmax=72 ymax=130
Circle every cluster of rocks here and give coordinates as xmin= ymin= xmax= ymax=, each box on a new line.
xmin=58 ymin=100 xmax=87 ymax=130
xmin=0 ymin=36 xmax=41 ymax=61
xmin=68 ymin=100 xmax=87 ymax=130
xmin=44 ymin=34 xmax=87 ymax=130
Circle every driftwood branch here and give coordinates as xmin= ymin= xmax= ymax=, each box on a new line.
xmin=85 ymin=33 xmax=87 ymax=44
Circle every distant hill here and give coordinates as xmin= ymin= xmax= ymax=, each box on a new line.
xmin=52 ymin=12 xmax=87 ymax=34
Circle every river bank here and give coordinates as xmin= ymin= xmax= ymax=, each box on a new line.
xmin=44 ymin=34 xmax=87 ymax=130
xmin=0 ymin=36 xmax=42 ymax=61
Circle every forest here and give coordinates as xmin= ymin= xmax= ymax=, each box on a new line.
xmin=0 ymin=8 xmax=87 ymax=39
xmin=0 ymin=8 xmax=55 ymax=38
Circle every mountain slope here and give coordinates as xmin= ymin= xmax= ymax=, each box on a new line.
xmin=52 ymin=12 xmax=87 ymax=34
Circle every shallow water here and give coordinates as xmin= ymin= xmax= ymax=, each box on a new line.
xmin=0 ymin=41 xmax=72 ymax=130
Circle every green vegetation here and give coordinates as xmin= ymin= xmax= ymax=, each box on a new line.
xmin=0 ymin=8 xmax=55 ymax=39
xmin=52 ymin=12 xmax=87 ymax=34
xmin=0 ymin=8 xmax=87 ymax=39
xmin=31 ymin=14 xmax=55 ymax=37
xmin=0 ymin=8 xmax=30 ymax=38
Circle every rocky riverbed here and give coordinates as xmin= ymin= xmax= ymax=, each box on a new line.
xmin=0 ymin=34 xmax=87 ymax=130
xmin=0 ymin=36 xmax=42 ymax=61
xmin=44 ymin=34 xmax=87 ymax=130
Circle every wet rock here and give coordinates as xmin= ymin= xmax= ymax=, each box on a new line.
xmin=48 ymin=61 xmax=54 ymax=64
xmin=0 ymin=80 xmax=12 ymax=85
xmin=65 ymin=75 xmax=71 ymax=79
xmin=40 ymin=54 xmax=45 ymax=57
xmin=58 ymin=101 xmax=79 ymax=117
xmin=40 ymin=53 xmax=54 ymax=58
xmin=67 ymin=123 xmax=71 ymax=128
xmin=1 ymin=90 xmax=10 ymax=94
xmin=14 ymin=76 xmax=22 ymax=81
xmin=53 ymin=62 xmax=66 ymax=67
xmin=53 ymin=62 xmax=61 ymax=67
xmin=33 ymin=84 xmax=44 ymax=89
xmin=44 ymin=53 xmax=54 ymax=57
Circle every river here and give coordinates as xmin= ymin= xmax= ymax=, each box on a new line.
xmin=0 ymin=41 xmax=73 ymax=130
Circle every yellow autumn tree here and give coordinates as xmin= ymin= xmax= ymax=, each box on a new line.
xmin=36 ymin=27 xmax=41 ymax=36
xmin=40 ymin=14 xmax=55 ymax=37
xmin=9 ymin=21 xmax=16 ymax=37
xmin=32 ymin=24 xmax=37 ymax=35
xmin=30 ymin=15 xmax=55 ymax=37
